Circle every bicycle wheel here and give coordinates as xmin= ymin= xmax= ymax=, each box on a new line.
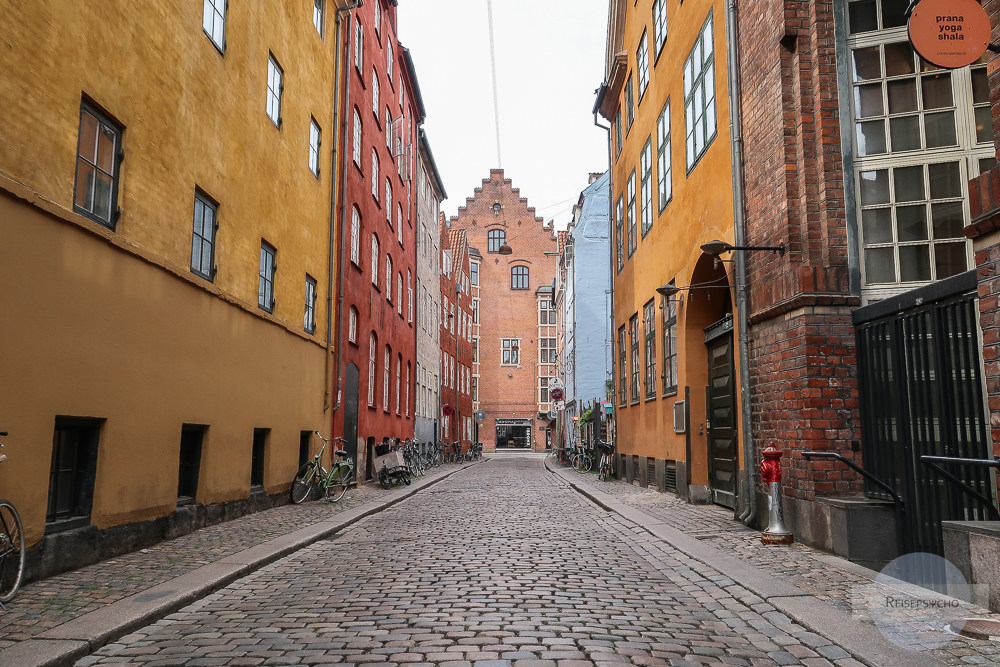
xmin=291 ymin=464 xmax=317 ymax=504
xmin=0 ymin=501 xmax=25 ymax=603
xmin=575 ymin=454 xmax=593 ymax=473
xmin=378 ymin=467 xmax=392 ymax=489
xmin=325 ymin=466 xmax=353 ymax=502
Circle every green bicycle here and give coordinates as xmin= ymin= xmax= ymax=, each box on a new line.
xmin=291 ymin=432 xmax=354 ymax=503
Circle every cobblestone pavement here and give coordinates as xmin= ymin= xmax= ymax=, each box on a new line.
xmin=83 ymin=458 xmax=883 ymax=666
xmin=0 ymin=470 xmax=413 ymax=649
xmin=558 ymin=465 xmax=1000 ymax=666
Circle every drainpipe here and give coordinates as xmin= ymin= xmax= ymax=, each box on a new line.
xmin=725 ymin=0 xmax=756 ymax=526
xmin=329 ymin=0 xmax=362 ymax=415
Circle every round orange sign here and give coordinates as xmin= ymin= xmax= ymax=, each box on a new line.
xmin=908 ymin=0 xmax=990 ymax=69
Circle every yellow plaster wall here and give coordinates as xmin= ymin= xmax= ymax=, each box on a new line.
xmin=609 ymin=0 xmax=739 ymax=482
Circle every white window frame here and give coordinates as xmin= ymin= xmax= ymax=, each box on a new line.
xmin=368 ymin=334 xmax=377 ymax=406
xmin=313 ymin=0 xmax=325 ymax=37
xmin=653 ymin=0 xmax=667 ymax=56
xmin=266 ymin=54 xmax=283 ymax=128
xmin=304 ymin=275 xmax=317 ymax=333
xmin=371 ymin=234 xmax=379 ymax=286
xmin=657 ymin=100 xmax=672 ymax=213
xmin=351 ymin=206 xmax=361 ymax=265
xmin=203 ymin=0 xmax=226 ymax=52
xmin=637 ymin=31 xmax=649 ymax=100
xmin=372 ymin=68 xmax=380 ymax=115
xmin=354 ymin=21 xmax=363 ymax=71
xmin=371 ymin=149 xmax=379 ymax=199
xmin=501 ymin=338 xmax=520 ymax=366
xmin=684 ymin=13 xmax=717 ymax=171
xmin=349 ymin=306 xmax=358 ymax=343
xmin=353 ymin=109 xmax=362 ymax=166
xmin=309 ymin=118 xmax=321 ymax=177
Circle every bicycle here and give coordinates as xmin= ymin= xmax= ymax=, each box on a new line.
xmin=572 ymin=446 xmax=593 ymax=473
xmin=291 ymin=432 xmax=354 ymax=503
xmin=596 ymin=439 xmax=616 ymax=481
xmin=0 ymin=432 xmax=25 ymax=605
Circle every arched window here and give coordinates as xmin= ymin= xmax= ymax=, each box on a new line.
xmin=353 ymin=109 xmax=361 ymax=165
xmin=370 ymin=234 xmax=379 ymax=286
xmin=371 ymin=149 xmax=379 ymax=198
xmin=397 ymin=204 xmax=403 ymax=246
xmin=407 ymin=270 xmax=413 ymax=323
xmin=405 ymin=362 xmax=411 ymax=417
xmin=395 ymin=354 xmax=401 ymax=414
xmin=488 ymin=228 xmax=505 ymax=253
xmin=348 ymin=306 xmax=358 ymax=343
xmin=350 ymin=206 xmax=361 ymax=265
xmin=385 ymin=254 xmax=393 ymax=301
xmin=511 ymin=265 xmax=529 ymax=290
xmin=371 ymin=68 xmax=379 ymax=113
xmin=368 ymin=333 xmax=377 ymax=406
xmin=385 ymin=178 xmax=392 ymax=223
xmin=396 ymin=273 xmax=403 ymax=315
xmin=383 ymin=345 xmax=391 ymax=408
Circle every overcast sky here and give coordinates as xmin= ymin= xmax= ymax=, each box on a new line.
xmin=397 ymin=0 xmax=610 ymax=229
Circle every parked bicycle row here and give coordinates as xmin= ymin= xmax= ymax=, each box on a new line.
xmin=291 ymin=434 xmax=484 ymax=504
xmin=552 ymin=438 xmax=616 ymax=481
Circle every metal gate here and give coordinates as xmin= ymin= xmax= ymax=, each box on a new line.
xmin=855 ymin=271 xmax=996 ymax=556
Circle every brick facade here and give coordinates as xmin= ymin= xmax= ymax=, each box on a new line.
xmin=439 ymin=226 xmax=475 ymax=452
xmin=448 ymin=170 xmax=558 ymax=452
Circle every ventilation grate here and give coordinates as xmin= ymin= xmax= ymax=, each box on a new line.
xmin=665 ymin=463 xmax=677 ymax=492
xmin=647 ymin=459 xmax=656 ymax=488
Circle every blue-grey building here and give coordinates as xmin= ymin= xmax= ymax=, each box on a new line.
xmin=556 ymin=172 xmax=611 ymax=448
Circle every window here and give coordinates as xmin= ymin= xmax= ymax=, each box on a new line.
xmin=629 ymin=314 xmax=640 ymax=403
xmin=637 ymin=32 xmax=649 ymax=99
xmin=266 ymin=54 xmax=283 ymax=128
xmin=643 ymin=300 xmax=657 ymax=398
xmin=625 ymin=75 xmax=634 ymax=130
xmin=386 ymin=108 xmax=392 ymax=150
xmin=502 ymin=338 xmax=520 ymax=365
xmin=309 ymin=118 xmax=321 ymax=176
xmin=397 ymin=205 xmax=404 ymax=245
xmin=396 ymin=273 xmax=403 ymax=315
xmin=353 ymin=109 xmax=362 ymax=165
xmin=615 ymin=196 xmax=625 ymax=273
xmin=662 ymin=293 xmax=678 ymax=394
xmin=351 ymin=206 xmax=361 ymax=265
xmin=47 ymin=417 xmax=101 ymax=530
xmin=684 ymin=14 xmax=716 ymax=170
xmin=540 ymin=377 xmax=551 ymax=404
xmin=848 ymin=24 xmax=990 ymax=294
xmin=539 ymin=299 xmax=556 ymax=324
xmin=374 ymin=3 xmax=381 ymax=37
xmin=371 ymin=150 xmax=379 ymax=199
xmin=657 ymin=100 xmax=672 ymax=212
xmin=488 ymin=228 xmax=506 ymax=253
xmin=368 ymin=333 xmax=377 ymax=406
xmin=387 ymin=43 xmax=394 ymax=81
xmin=177 ymin=425 xmax=204 ymax=504
xmin=371 ymin=234 xmax=379 ymax=286
xmin=203 ymin=0 xmax=226 ymax=51
xmin=354 ymin=20 xmax=363 ymax=70
xmin=395 ymin=354 xmax=401 ymax=414
xmin=406 ymin=363 xmax=411 ymax=417
xmin=473 ymin=299 xmax=479 ymax=324
xmin=540 ymin=338 xmax=557 ymax=364
xmin=653 ymin=0 xmax=667 ymax=56
xmin=618 ymin=326 xmax=627 ymax=405
xmin=313 ymin=0 xmax=325 ymax=37
xmin=384 ymin=346 xmax=391 ymax=408
xmin=511 ymin=265 xmax=529 ymax=290
xmin=473 ymin=338 xmax=479 ymax=362
xmin=349 ymin=306 xmax=358 ymax=343
xmin=472 ymin=376 xmax=478 ymax=402
xmin=259 ymin=241 xmax=276 ymax=313
xmin=73 ymin=103 xmax=122 ymax=228
xmin=190 ymin=191 xmax=217 ymax=281
xmin=304 ymin=275 xmax=317 ymax=333
xmin=372 ymin=68 xmax=380 ymax=114
xmin=640 ymin=139 xmax=653 ymax=236
xmin=386 ymin=179 xmax=392 ymax=223
xmin=385 ymin=255 xmax=393 ymax=300
xmin=627 ymin=170 xmax=637 ymax=256
xmin=251 ymin=428 xmax=268 ymax=488
xmin=407 ymin=270 xmax=413 ymax=322
xmin=615 ymin=110 xmax=623 ymax=159
xmin=471 ymin=261 xmax=479 ymax=286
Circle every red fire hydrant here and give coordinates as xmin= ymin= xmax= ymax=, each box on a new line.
xmin=761 ymin=444 xmax=793 ymax=545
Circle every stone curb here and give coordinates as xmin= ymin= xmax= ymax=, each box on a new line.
xmin=544 ymin=458 xmax=943 ymax=667
xmin=3 ymin=461 xmax=480 ymax=667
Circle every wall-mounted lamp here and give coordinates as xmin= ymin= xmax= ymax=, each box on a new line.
xmin=700 ymin=239 xmax=785 ymax=257
xmin=655 ymin=283 xmax=684 ymax=307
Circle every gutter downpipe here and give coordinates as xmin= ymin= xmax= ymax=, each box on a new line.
xmin=328 ymin=0 xmax=362 ymax=415
xmin=725 ymin=0 xmax=756 ymax=526
xmin=593 ymin=84 xmax=614 ymax=449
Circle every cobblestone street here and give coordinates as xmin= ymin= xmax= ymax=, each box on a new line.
xmin=78 ymin=457 xmax=914 ymax=666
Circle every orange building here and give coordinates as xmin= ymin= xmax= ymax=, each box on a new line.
xmin=598 ymin=0 xmax=746 ymax=507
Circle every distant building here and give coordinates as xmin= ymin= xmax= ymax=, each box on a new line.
xmin=449 ymin=170 xmax=559 ymax=451
xmin=414 ymin=131 xmax=446 ymax=449
xmin=556 ymin=172 xmax=612 ymax=448
xmin=439 ymin=226 xmax=475 ymax=453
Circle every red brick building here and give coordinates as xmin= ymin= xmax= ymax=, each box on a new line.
xmin=439 ymin=225 xmax=475 ymax=453
xmin=331 ymin=0 xmax=423 ymax=479
xmin=449 ymin=170 xmax=558 ymax=452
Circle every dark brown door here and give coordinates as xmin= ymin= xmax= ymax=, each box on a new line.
xmin=706 ymin=331 xmax=737 ymax=508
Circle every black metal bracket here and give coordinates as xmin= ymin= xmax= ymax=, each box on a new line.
xmin=801 ymin=451 xmax=903 ymax=507
xmin=919 ymin=455 xmax=1000 ymax=521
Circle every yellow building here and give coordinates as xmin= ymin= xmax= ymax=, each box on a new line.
xmin=0 ymin=1 xmax=351 ymax=578
xmin=598 ymin=0 xmax=745 ymax=508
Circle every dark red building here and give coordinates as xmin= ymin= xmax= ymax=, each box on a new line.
xmin=440 ymin=225 xmax=475 ymax=453
xmin=330 ymin=0 xmax=423 ymax=479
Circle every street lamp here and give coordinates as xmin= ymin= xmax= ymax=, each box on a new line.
xmin=700 ymin=239 xmax=785 ymax=256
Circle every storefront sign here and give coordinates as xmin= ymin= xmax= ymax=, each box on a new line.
xmin=908 ymin=0 xmax=990 ymax=69
xmin=496 ymin=418 xmax=530 ymax=425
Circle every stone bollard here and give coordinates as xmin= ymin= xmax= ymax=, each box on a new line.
xmin=760 ymin=444 xmax=794 ymax=545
